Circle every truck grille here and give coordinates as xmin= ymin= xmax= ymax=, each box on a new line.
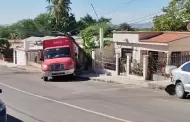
xmin=50 ymin=64 xmax=64 ymax=71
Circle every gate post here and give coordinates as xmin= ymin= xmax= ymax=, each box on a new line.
xmin=116 ymin=53 xmax=119 ymax=76
xmin=143 ymin=55 xmax=149 ymax=80
xmin=92 ymin=49 xmax=96 ymax=70
xmin=166 ymin=52 xmax=171 ymax=65
xmin=126 ymin=54 xmax=131 ymax=76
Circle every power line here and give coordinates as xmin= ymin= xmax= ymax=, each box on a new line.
xmin=126 ymin=11 xmax=163 ymax=23
xmin=103 ymin=0 xmax=137 ymax=16
xmin=91 ymin=4 xmax=99 ymax=21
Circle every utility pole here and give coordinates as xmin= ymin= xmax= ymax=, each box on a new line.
xmin=99 ymin=28 xmax=104 ymax=50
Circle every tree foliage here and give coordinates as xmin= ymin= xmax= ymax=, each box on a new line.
xmin=80 ymin=22 xmax=111 ymax=54
xmin=0 ymin=38 xmax=11 ymax=55
xmin=153 ymin=0 xmax=190 ymax=31
xmin=116 ymin=23 xmax=134 ymax=31
xmin=46 ymin=0 xmax=71 ymax=24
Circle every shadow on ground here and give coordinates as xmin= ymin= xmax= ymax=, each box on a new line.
xmin=7 ymin=114 xmax=23 ymax=122
xmin=49 ymin=76 xmax=90 ymax=82
xmin=165 ymin=84 xmax=190 ymax=99
xmin=165 ymin=84 xmax=175 ymax=96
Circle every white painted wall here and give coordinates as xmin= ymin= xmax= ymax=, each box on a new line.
xmin=113 ymin=33 xmax=139 ymax=43
xmin=15 ymin=50 xmax=27 ymax=65
xmin=113 ymin=32 xmax=170 ymax=62
xmin=115 ymin=42 xmax=169 ymax=61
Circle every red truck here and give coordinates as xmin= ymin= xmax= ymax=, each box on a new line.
xmin=40 ymin=37 xmax=77 ymax=81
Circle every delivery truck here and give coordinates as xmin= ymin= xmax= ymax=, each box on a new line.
xmin=40 ymin=37 xmax=77 ymax=81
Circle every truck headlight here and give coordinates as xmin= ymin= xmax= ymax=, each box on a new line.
xmin=42 ymin=64 xmax=48 ymax=71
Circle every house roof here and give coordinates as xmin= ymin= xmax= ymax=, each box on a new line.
xmin=140 ymin=33 xmax=190 ymax=43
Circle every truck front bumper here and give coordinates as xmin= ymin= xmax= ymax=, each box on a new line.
xmin=43 ymin=69 xmax=75 ymax=77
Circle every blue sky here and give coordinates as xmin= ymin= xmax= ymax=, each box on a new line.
xmin=0 ymin=0 xmax=170 ymax=25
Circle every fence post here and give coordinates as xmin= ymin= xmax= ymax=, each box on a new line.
xmin=13 ymin=49 xmax=16 ymax=64
xmin=116 ymin=53 xmax=119 ymax=76
xmin=127 ymin=54 xmax=131 ymax=76
xmin=143 ymin=55 xmax=148 ymax=80
xmin=166 ymin=52 xmax=171 ymax=65
xmin=92 ymin=49 xmax=96 ymax=70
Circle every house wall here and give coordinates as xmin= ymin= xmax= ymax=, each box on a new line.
xmin=113 ymin=33 xmax=139 ymax=43
xmin=115 ymin=42 xmax=169 ymax=62
xmin=169 ymin=37 xmax=190 ymax=51
xmin=15 ymin=49 xmax=27 ymax=65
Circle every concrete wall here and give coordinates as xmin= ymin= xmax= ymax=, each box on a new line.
xmin=169 ymin=37 xmax=190 ymax=51
xmin=113 ymin=32 xmax=168 ymax=62
xmin=115 ymin=42 xmax=169 ymax=62
xmin=113 ymin=33 xmax=139 ymax=43
xmin=95 ymin=42 xmax=115 ymax=58
xmin=15 ymin=49 xmax=27 ymax=65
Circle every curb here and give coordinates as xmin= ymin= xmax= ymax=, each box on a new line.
xmin=147 ymin=83 xmax=166 ymax=90
xmin=77 ymin=75 xmax=167 ymax=90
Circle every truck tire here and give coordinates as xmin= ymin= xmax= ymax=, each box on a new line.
xmin=43 ymin=77 xmax=48 ymax=82
xmin=175 ymin=82 xmax=187 ymax=99
xmin=68 ymin=74 xmax=74 ymax=79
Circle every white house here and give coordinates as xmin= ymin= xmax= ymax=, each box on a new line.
xmin=111 ymin=31 xmax=190 ymax=80
xmin=113 ymin=31 xmax=190 ymax=63
xmin=12 ymin=36 xmax=95 ymax=66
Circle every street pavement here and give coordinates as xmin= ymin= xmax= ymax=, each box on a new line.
xmin=0 ymin=66 xmax=190 ymax=122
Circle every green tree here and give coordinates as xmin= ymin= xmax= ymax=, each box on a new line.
xmin=0 ymin=26 xmax=10 ymax=39
xmin=0 ymin=38 xmax=11 ymax=58
xmin=117 ymin=23 xmax=134 ymax=31
xmin=80 ymin=22 xmax=110 ymax=54
xmin=98 ymin=17 xmax=111 ymax=23
xmin=77 ymin=14 xmax=97 ymax=30
xmin=34 ymin=13 xmax=52 ymax=31
xmin=153 ymin=0 xmax=190 ymax=31
xmin=46 ymin=0 xmax=71 ymax=24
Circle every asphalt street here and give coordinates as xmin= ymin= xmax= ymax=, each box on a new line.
xmin=0 ymin=66 xmax=190 ymax=122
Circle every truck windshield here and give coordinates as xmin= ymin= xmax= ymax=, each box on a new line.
xmin=44 ymin=47 xmax=70 ymax=59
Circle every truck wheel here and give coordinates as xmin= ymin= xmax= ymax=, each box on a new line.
xmin=68 ymin=74 xmax=74 ymax=79
xmin=175 ymin=82 xmax=187 ymax=99
xmin=43 ymin=77 xmax=48 ymax=82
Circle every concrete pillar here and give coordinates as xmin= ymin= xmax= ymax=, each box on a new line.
xmin=126 ymin=54 xmax=131 ymax=76
xmin=143 ymin=55 xmax=149 ymax=80
xmin=13 ymin=49 xmax=16 ymax=64
xmin=166 ymin=52 xmax=171 ymax=65
xmin=116 ymin=53 xmax=119 ymax=76
xmin=99 ymin=28 xmax=104 ymax=50
xmin=24 ymin=40 xmax=29 ymax=51
xmin=92 ymin=50 xmax=96 ymax=70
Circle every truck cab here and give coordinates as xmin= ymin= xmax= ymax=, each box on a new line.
xmin=40 ymin=37 xmax=76 ymax=81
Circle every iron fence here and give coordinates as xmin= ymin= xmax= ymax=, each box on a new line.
xmin=27 ymin=50 xmax=42 ymax=64
xmin=119 ymin=58 xmax=127 ymax=75
xmin=130 ymin=59 xmax=143 ymax=76
xmin=95 ymin=49 xmax=116 ymax=71
xmin=147 ymin=52 xmax=190 ymax=80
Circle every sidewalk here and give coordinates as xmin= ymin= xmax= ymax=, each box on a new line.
xmin=0 ymin=60 xmax=41 ymax=72
xmin=79 ymin=72 xmax=171 ymax=90
xmin=0 ymin=60 xmax=171 ymax=90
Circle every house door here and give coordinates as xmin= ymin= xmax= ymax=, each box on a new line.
xmin=148 ymin=51 xmax=159 ymax=80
